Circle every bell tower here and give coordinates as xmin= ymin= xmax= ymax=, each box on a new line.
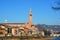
xmin=29 ymin=8 xmax=32 ymax=27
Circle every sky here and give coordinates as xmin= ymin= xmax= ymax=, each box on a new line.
xmin=0 ymin=0 xmax=60 ymax=25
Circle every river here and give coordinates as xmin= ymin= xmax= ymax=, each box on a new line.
xmin=53 ymin=37 xmax=60 ymax=40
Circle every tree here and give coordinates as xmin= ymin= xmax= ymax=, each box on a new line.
xmin=42 ymin=28 xmax=51 ymax=36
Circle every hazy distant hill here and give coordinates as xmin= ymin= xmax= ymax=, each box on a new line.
xmin=36 ymin=24 xmax=60 ymax=32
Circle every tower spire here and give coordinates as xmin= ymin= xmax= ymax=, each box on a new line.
xmin=30 ymin=8 xmax=32 ymax=14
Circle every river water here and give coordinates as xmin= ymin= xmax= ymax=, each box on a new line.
xmin=53 ymin=37 xmax=60 ymax=40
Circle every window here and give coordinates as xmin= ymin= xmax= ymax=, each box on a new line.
xmin=0 ymin=32 xmax=3 ymax=34
xmin=7 ymin=28 xmax=12 ymax=33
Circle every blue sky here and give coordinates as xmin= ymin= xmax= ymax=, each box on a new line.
xmin=0 ymin=0 xmax=60 ymax=25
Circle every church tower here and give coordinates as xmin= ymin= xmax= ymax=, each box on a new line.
xmin=29 ymin=8 xmax=32 ymax=27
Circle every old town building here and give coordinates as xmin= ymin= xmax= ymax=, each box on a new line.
xmin=0 ymin=8 xmax=39 ymax=37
